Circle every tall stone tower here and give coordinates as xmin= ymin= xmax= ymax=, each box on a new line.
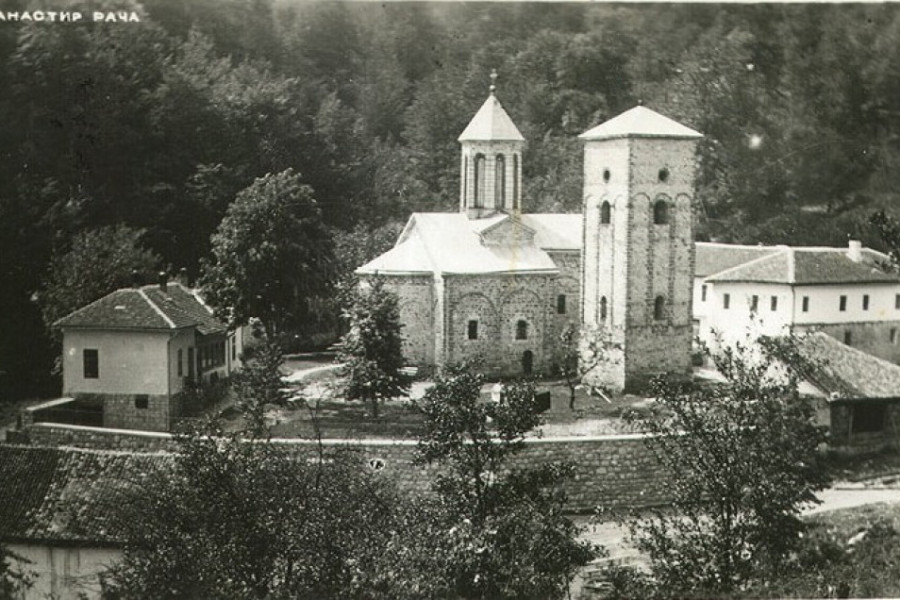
xmin=458 ymin=71 xmax=525 ymax=219
xmin=579 ymin=106 xmax=703 ymax=392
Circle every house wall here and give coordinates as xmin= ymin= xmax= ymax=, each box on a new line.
xmin=62 ymin=330 xmax=173 ymax=397
xmin=702 ymin=282 xmax=794 ymax=350
xmin=7 ymin=543 xmax=120 ymax=600
xmin=829 ymin=401 xmax=900 ymax=450
xmin=792 ymin=283 xmax=900 ymax=325
xmin=167 ymin=328 xmax=195 ymax=394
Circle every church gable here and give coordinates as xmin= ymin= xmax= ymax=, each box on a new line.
xmin=478 ymin=217 xmax=536 ymax=248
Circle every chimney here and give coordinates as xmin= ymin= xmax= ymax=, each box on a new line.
xmin=131 ymin=269 xmax=142 ymax=288
xmin=848 ymin=240 xmax=862 ymax=263
xmin=177 ymin=267 xmax=191 ymax=288
xmin=158 ymin=271 xmax=168 ymax=292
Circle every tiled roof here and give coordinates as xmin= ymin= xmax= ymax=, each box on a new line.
xmin=797 ymin=332 xmax=900 ymax=401
xmin=579 ymin=106 xmax=703 ymax=141
xmin=0 ymin=444 xmax=173 ymax=545
xmin=458 ymin=94 xmax=525 ymax=142
xmin=706 ymin=247 xmax=899 ymax=285
xmin=695 ymin=242 xmax=778 ymax=278
xmin=357 ymin=213 xmax=563 ymax=275
xmin=54 ymin=282 xmax=225 ymax=335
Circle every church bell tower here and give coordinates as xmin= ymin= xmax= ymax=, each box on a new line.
xmin=458 ymin=71 xmax=525 ymax=219
xmin=579 ymin=106 xmax=703 ymax=392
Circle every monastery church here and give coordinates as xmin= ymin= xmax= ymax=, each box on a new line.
xmin=359 ymin=77 xmax=702 ymax=392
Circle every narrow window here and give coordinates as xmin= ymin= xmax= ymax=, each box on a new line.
xmin=467 ymin=320 xmax=478 ymax=340
xmin=770 ymin=296 xmax=778 ymax=311
xmin=135 ymin=395 xmax=149 ymax=410
xmin=658 ymin=167 xmax=670 ymax=182
xmin=750 ymin=295 xmax=759 ymax=313
xmin=654 ymin=296 xmax=666 ymax=320
xmin=844 ymin=330 xmax=853 ymax=345
xmin=177 ymin=349 xmax=183 ymax=377
xmin=896 ymin=294 xmax=900 ymax=310
xmin=515 ymin=320 xmax=528 ymax=340
xmin=231 ymin=336 xmax=237 ymax=361
xmin=474 ymin=154 xmax=486 ymax=208
xmin=839 ymin=295 xmax=847 ymax=312
xmin=891 ymin=328 xmax=897 ymax=344
xmin=603 ymin=168 xmax=611 ymax=183
xmin=863 ymin=295 xmax=870 ymax=311
xmin=802 ymin=296 xmax=810 ymax=312
xmin=83 ymin=349 xmax=99 ymax=379
xmin=495 ymin=154 xmax=506 ymax=208
xmin=701 ymin=285 xmax=707 ymax=302
xmin=463 ymin=156 xmax=467 ymax=204
xmin=557 ymin=294 xmax=567 ymax=315
xmin=724 ymin=293 xmax=731 ymax=309
xmin=653 ymin=200 xmax=668 ymax=225
xmin=512 ymin=154 xmax=519 ymax=210
xmin=600 ymin=296 xmax=608 ymax=321
xmin=188 ymin=347 xmax=195 ymax=379
xmin=600 ymin=201 xmax=611 ymax=224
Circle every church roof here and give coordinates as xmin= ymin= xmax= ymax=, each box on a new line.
xmin=458 ymin=94 xmax=525 ymax=142
xmin=357 ymin=213 xmax=579 ymax=276
xmin=579 ymin=106 xmax=703 ymax=141
xmin=706 ymin=246 xmax=897 ymax=285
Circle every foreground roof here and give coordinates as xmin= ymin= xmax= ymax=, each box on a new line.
xmin=579 ymin=106 xmax=703 ymax=141
xmin=798 ymin=332 xmax=900 ymax=401
xmin=0 ymin=444 xmax=173 ymax=545
xmin=458 ymin=94 xmax=525 ymax=142
xmin=357 ymin=213 xmax=581 ymax=276
xmin=706 ymin=246 xmax=896 ymax=285
xmin=54 ymin=282 xmax=226 ymax=335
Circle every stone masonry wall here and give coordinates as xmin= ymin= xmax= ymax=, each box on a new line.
xmin=375 ymin=275 xmax=434 ymax=367
xmin=101 ymin=393 xmax=171 ymax=432
xmin=22 ymin=424 xmax=671 ymax=511
xmin=797 ymin=322 xmax=900 ymax=365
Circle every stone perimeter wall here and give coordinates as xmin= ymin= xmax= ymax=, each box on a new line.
xmin=22 ymin=424 xmax=669 ymax=511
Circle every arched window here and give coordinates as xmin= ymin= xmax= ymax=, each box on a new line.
xmin=600 ymin=201 xmax=611 ymax=224
xmin=512 ymin=154 xmax=519 ymax=210
xmin=654 ymin=296 xmax=666 ymax=320
xmin=468 ymin=320 xmax=478 ymax=340
xmin=474 ymin=154 xmax=486 ymax=208
xmin=495 ymin=154 xmax=506 ymax=208
xmin=653 ymin=200 xmax=668 ymax=225
xmin=462 ymin=156 xmax=468 ymax=204
xmin=600 ymin=296 xmax=608 ymax=321
xmin=515 ymin=320 xmax=528 ymax=340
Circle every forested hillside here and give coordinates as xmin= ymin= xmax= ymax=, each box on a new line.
xmin=1 ymin=1 xmax=899 ymax=400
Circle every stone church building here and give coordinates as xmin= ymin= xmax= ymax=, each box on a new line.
xmin=358 ymin=82 xmax=703 ymax=391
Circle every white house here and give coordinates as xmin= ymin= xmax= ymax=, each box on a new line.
xmin=695 ymin=241 xmax=900 ymax=364
xmin=51 ymin=275 xmax=244 ymax=432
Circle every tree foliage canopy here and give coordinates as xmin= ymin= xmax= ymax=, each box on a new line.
xmin=199 ymin=169 xmax=333 ymax=339
xmin=614 ymin=337 xmax=831 ymax=597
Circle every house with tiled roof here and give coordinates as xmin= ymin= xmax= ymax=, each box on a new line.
xmin=48 ymin=276 xmax=244 ymax=432
xmin=797 ymin=332 xmax=900 ymax=449
xmin=695 ymin=241 xmax=900 ymax=365
xmin=0 ymin=443 xmax=173 ymax=599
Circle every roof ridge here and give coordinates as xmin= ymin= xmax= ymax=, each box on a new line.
xmin=138 ymin=288 xmax=176 ymax=328
xmin=696 ymin=241 xmax=775 ymax=250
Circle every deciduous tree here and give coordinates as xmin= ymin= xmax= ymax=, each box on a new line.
xmin=199 ymin=169 xmax=334 ymax=339
xmin=614 ymin=337 xmax=831 ymax=597
xmin=337 ymin=278 xmax=410 ymax=418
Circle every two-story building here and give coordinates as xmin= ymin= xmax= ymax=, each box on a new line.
xmin=52 ymin=275 xmax=244 ymax=432
xmin=695 ymin=241 xmax=900 ymax=364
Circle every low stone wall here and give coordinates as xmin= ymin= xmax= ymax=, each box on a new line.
xmin=22 ymin=424 xmax=669 ymax=511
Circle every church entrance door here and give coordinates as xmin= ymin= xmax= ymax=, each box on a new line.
xmin=521 ymin=350 xmax=533 ymax=375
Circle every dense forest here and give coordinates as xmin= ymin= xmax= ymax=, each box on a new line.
xmin=2 ymin=0 xmax=900 ymax=400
